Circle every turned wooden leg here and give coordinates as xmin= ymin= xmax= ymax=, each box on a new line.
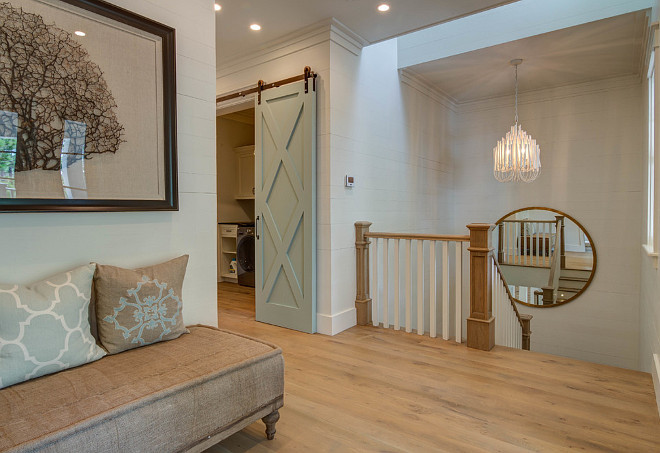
xmin=262 ymin=409 xmax=280 ymax=440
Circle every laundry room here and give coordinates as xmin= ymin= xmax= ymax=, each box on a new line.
xmin=216 ymin=107 xmax=255 ymax=289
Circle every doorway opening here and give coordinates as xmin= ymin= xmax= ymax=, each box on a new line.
xmin=216 ymin=106 xmax=256 ymax=314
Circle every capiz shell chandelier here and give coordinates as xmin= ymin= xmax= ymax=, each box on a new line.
xmin=493 ymin=59 xmax=541 ymax=183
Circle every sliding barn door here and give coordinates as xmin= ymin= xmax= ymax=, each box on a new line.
xmin=255 ymin=81 xmax=316 ymax=333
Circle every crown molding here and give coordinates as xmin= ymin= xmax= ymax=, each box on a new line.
xmin=216 ymin=18 xmax=367 ymax=80
xmin=329 ymin=18 xmax=368 ymax=56
xmin=399 ymin=68 xmax=458 ymax=112
xmin=457 ymin=74 xmax=643 ymax=115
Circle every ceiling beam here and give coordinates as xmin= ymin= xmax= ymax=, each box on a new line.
xmin=397 ymin=0 xmax=657 ymax=69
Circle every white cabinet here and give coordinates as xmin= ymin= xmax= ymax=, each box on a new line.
xmin=218 ymin=224 xmax=238 ymax=282
xmin=235 ymin=145 xmax=255 ymax=200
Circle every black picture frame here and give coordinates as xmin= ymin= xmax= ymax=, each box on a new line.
xmin=0 ymin=0 xmax=178 ymax=212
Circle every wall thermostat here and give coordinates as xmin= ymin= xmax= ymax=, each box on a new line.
xmin=345 ymin=175 xmax=355 ymax=187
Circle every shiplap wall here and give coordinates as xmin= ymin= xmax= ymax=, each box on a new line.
xmin=324 ymin=39 xmax=455 ymax=334
xmin=215 ymin=31 xmax=454 ymax=334
xmin=0 ymin=0 xmax=218 ymax=326
xmin=453 ymin=76 xmax=644 ymax=369
xmin=639 ymin=41 xmax=660 ymax=409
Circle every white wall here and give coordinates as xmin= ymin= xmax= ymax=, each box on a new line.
xmin=453 ymin=76 xmax=644 ymax=369
xmin=216 ymin=24 xmax=454 ymax=334
xmin=0 ymin=0 xmax=218 ymax=327
xmin=640 ymin=21 xmax=660 ymax=411
xmin=323 ymin=39 xmax=455 ymax=334
xmin=216 ymin=116 xmax=254 ymax=223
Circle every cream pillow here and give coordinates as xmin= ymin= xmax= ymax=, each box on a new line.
xmin=94 ymin=256 xmax=189 ymax=354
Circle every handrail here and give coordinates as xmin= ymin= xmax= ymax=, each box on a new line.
xmin=491 ymin=256 xmax=524 ymax=329
xmin=500 ymin=219 xmax=556 ymax=224
xmin=365 ymin=232 xmax=470 ymax=242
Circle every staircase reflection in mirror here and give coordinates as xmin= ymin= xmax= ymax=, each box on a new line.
xmin=494 ymin=207 xmax=596 ymax=307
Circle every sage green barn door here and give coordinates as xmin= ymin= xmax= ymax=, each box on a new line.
xmin=255 ymin=80 xmax=316 ymax=333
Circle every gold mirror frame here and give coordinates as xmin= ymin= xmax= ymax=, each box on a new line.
xmin=495 ymin=207 xmax=597 ymax=308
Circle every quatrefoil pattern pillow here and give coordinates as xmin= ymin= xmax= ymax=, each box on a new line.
xmin=94 ymin=256 xmax=189 ymax=354
xmin=0 ymin=264 xmax=106 ymax=389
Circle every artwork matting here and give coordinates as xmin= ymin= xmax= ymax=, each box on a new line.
xmin=0 ymin=0 xmax=177 ymax=212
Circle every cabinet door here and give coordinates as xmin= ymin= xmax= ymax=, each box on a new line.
xmin=236 ymin=148 xmax=255 ymax=198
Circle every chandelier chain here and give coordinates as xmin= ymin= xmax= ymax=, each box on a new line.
xmin=514 ymin=63 xmax=519 ymax=124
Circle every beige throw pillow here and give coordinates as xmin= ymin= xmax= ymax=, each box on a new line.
xmin=94 ymin=256 xmax=189 ymax=354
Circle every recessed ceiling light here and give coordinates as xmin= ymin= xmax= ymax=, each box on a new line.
xmin=250 ymin=24 xmax=261 ymax=31
xmin=377 ymin=4 xmax=390 ymax=12
xmin=74 ymin=30 xmax=86 ymax=36
xmin=214 ymin=3 xmax=221 ymax=12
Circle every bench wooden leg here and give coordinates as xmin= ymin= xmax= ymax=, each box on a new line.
xmin=261 ymin=409 xmax=280 ymax=440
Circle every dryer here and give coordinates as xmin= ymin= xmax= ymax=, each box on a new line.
xmin=236 ymin=226 xmax=255 ymax=287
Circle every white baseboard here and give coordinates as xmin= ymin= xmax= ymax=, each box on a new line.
xmin=653 ymin=354 xmax=660 ymax=418
xmin=316 ymin=307 xmax=356 ymax=336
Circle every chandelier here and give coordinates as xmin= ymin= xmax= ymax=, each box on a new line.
xmin=493 ymin=59 xmax=541 ymax=183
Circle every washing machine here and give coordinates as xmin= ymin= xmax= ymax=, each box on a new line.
xmin=236 ymin=226 xmax=255 ymax=287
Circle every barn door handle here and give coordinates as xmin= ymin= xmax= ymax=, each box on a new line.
xmin=256 ymin=215 xmax=260 ymax=240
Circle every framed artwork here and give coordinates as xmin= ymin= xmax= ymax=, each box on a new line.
xmin=0 ymin=0 xmax=177 ymax=212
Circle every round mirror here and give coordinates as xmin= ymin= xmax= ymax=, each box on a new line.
xmin=493 ymin=207 xmax=596 ymax=307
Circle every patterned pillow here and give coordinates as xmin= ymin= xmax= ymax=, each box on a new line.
xmin=0 ymin=264 xmax=106 ymax=389
xmin=94 ymin=255 xmax=189 ymax=354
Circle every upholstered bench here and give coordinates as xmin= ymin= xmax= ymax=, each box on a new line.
xmin=0 ymin=326 xmax=284 ymax=453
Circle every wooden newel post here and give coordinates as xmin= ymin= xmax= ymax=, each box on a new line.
xmin=520 ymin=314 xmax=533 ymax=351
xmin=466 ymin=223 xmax=496 ymax=351
xmin=557 ymin=215 xmax=566 ymax=269
xmin=497 ymin=223 xmax=504 ymax=263
xmin=355 ymin=221 xmax=373 ymax=326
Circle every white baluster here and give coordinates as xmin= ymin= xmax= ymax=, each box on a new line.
xmin=372 ymin=238 xmax=378 ymax=327
xmin=523 ymin=222 xmax=527 ymax=266
xmin=405 ymin=239 xmax=412 ymax=333
xmin=429 ymin=241 xmax=437 ymax=338
xmin=383 ymin=238 xmax=389 ymax=329
xmin=455 ymin=242 xmax=462 ymax=343
xmin=417 ymin=240 xmax=424 ymax=335
xmin=442 ymin=241 xmax=449 ymax=341
xmin=542 ymin=223 xmax=546 ymax=266
xmin=516 ymin=223 xmax=521 ymax=265
xmin=393 ymin=239 xmax=400 ymax=331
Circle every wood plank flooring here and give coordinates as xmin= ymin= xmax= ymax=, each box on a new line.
xmin=208 ymin=282 xmax=660 ymax=453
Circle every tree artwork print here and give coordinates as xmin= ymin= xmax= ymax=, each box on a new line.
xmin=0 ymin=2 xmax=124 ymax=172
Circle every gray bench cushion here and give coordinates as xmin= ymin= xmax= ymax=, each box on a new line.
xmin=0 ymin=326 xmax=284 ymax=452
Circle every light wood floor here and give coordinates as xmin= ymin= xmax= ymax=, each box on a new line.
xmin=502 ymin=251 xmax=592 ymax=270
xmin=209 ymin=282 xmax=660 ymax=453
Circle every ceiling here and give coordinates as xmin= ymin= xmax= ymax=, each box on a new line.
xmin=406 ymin=11 xmax=649 ymax=104
xmin=215 ymin=0 xmax=517 ymax=65
xmin=221 ymin=108 xmax=255 ymax=125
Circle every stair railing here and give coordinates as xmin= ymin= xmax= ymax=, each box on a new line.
xmin=497 ymin=219 xmax=556 ymax=267
xmin=491 ymin=256 xmax=532 ymax=350
xmin=355 ymin=222 xmax=532 ymax=351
